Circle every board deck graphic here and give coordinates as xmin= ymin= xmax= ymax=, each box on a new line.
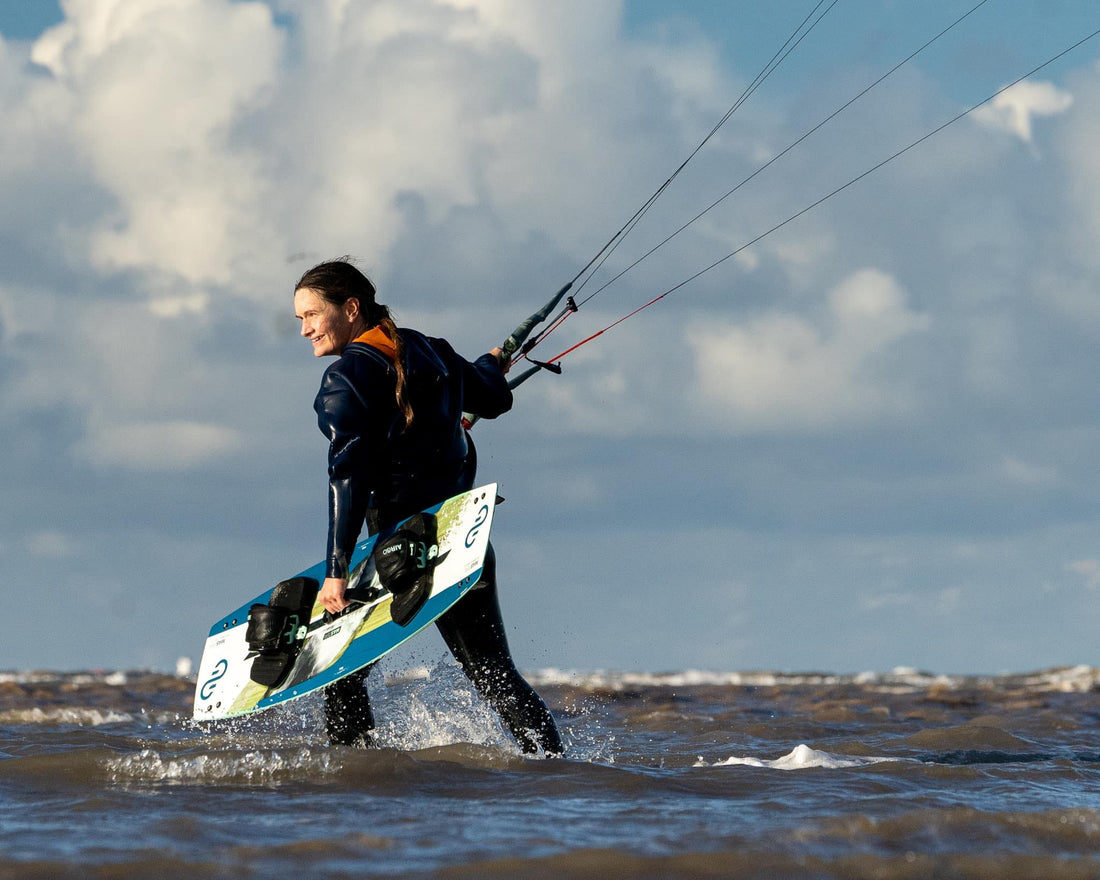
xmin=193 ymin=484 xmax=496 ymax=721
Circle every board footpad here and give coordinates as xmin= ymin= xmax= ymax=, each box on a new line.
xmin=245 ymin=577 xmax=319 ymax=688
xmin=374 ymin=513 xmax=444 ymax=626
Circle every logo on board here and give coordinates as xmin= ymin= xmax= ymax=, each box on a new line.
xmin=465 ymin=504 xmax=490 ymax=548
xmin=199 ymin=658 xmax=229 ymax=701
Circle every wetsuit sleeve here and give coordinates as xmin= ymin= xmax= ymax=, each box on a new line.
xmin=459 ymin=351 xmax=513 ymax=420
xmin=314 ymin=368 xmax=375 ymax=579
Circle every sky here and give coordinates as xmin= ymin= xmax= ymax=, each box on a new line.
xmin=1 ymin=0 xmax=1098 ymax=676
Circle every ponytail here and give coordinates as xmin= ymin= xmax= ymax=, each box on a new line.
xmin=371 ymin=306 xmax=414 ymax=431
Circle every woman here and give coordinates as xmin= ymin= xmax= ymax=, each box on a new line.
xmin=293 ymin=258 xmax=563 ymax=755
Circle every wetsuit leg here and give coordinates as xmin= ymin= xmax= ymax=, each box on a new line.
xmin=323 ymin=665 xmax=374 ymax=746
xmin=435 ymin=544 xmax=564 ymax=755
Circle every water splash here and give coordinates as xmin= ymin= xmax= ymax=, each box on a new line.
xmin=371 ymin=656 xmax=517 ymax=752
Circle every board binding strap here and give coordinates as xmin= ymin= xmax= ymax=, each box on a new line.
xmin=373 ymin=511 xmax=449 ymax=626
xmin=244 ymin=577 xmax=319 ymax=688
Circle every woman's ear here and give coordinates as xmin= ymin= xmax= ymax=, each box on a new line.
xmin=344 ymin=297 xmax=361 ymax=322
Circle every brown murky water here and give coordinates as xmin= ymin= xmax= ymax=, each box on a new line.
xmin=0 ymin=663 xmax=1097 ymax=878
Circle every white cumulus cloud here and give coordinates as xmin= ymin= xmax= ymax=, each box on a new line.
xmin=77 ymin=419 xmax=244 ymax=470
xmin=31 ymin=0 xmax=285 ymax=286
xmin=973 ymin=79 xmax=1073 ymax=143
xmin=689 ymin=269 xmax=929 ymax=431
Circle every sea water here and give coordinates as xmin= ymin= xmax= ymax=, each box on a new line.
xmin=0 ymin=659 xmax=1097 ymax=878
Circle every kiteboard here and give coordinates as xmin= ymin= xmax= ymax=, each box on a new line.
xmin=192 ymin=484 xmax=497 ymax=721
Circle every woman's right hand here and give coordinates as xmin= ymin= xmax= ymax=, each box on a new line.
xmin=320 ymin=577 xmax=350 ymax=614
xmin=489 ymin=346 xmax=510 ymax=374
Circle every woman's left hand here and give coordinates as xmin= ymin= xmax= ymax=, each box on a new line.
xmin=320 ymin=577 xmax=350 ymax=614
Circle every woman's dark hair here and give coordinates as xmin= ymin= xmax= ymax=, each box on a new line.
xmin=295 ymin=258 xmax=413 ymax=429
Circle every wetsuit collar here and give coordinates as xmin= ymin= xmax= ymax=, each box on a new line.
xmin=352 ymin=325 xmax=397 ymax=361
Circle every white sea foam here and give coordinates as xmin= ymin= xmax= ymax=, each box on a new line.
xmin=529 ymin=668 xmax=951 ymax=690
xmin=0 ymin=670 xmax=129 ymax=686
xmin=106 ymin=747 xmax=338 ymax=784
xmin=1019 ymin=664 xmax=1099 ymax=692
xmin=697 ymin=743 xmax=903 ymax=771
xmin=0 ymin=672 xmax=65 ymax=685
xmin=527 ymin=666 xmax=1100 ymax=693
xmin=0 ymin=707 xmax=134 ymax=726
xmin=531 ymin=668 xmax=795 ymax=688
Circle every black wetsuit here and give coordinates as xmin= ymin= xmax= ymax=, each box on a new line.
xmin=314 ymin=328 xmax=562 ymax=755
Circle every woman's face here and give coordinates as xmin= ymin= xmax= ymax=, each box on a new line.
xmin=294 ymin=287 xmax=361 ymax=357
